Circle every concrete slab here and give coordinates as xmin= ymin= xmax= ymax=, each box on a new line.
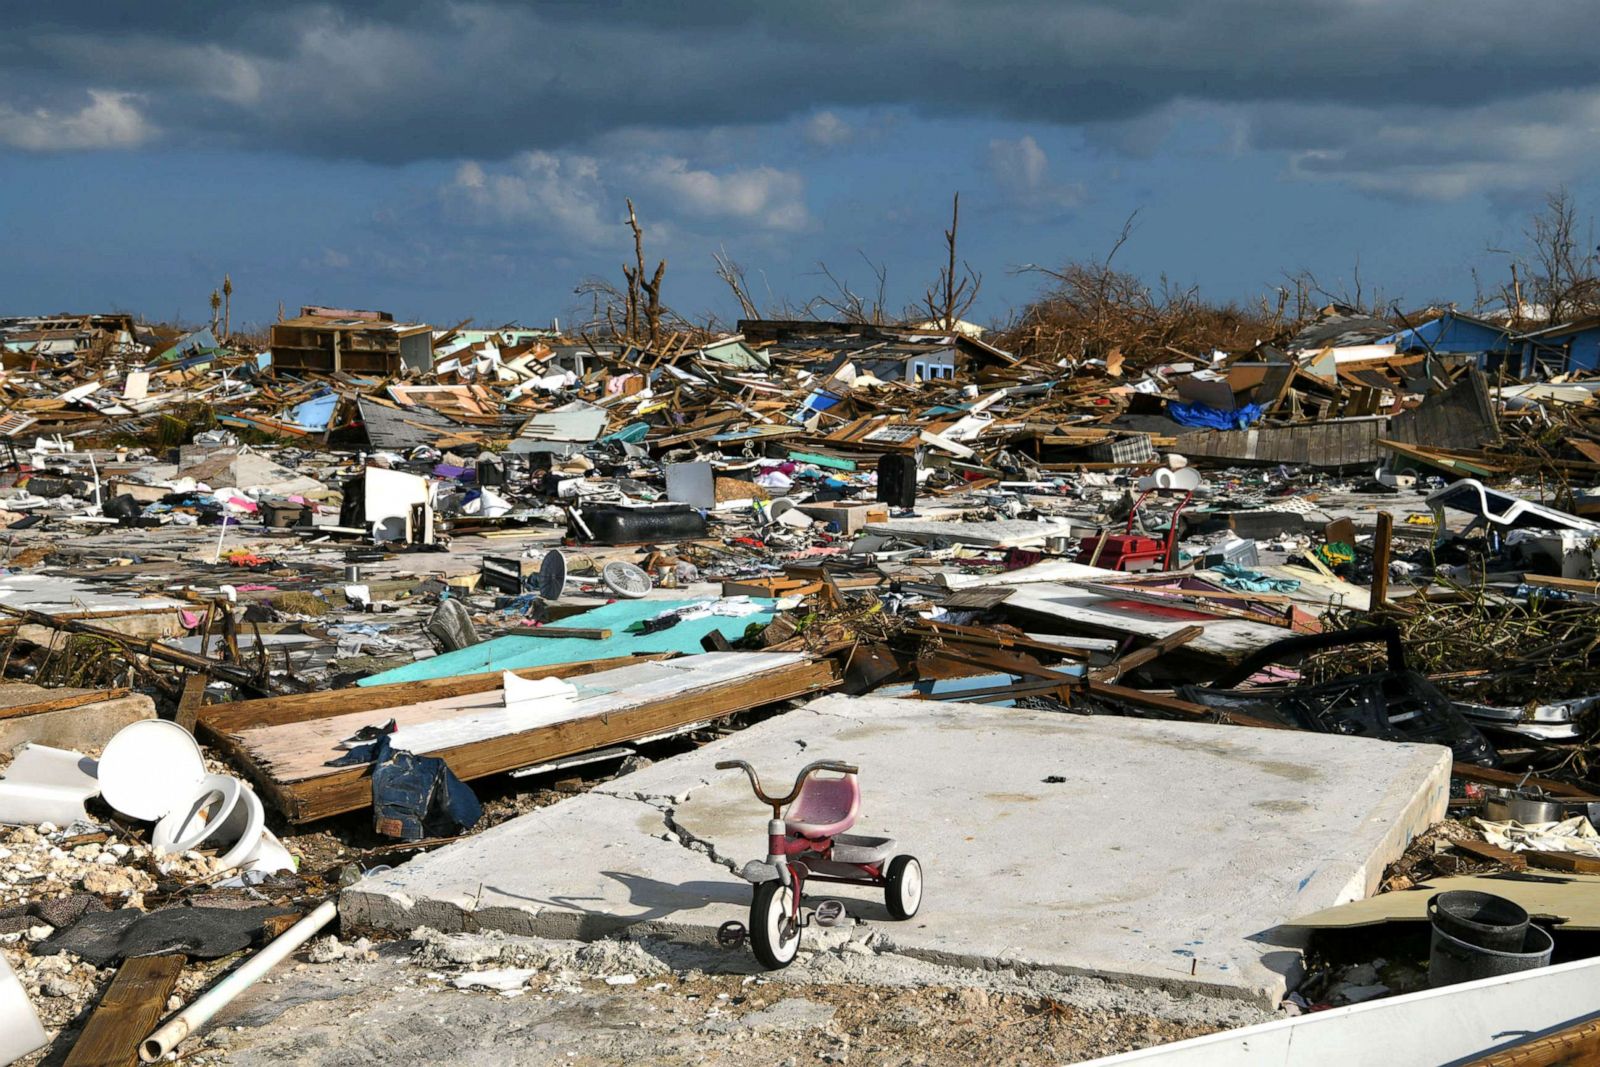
xmin=343 ymin=695 xmax=1450 ymax=1006
xmin=0 ymin=687 xmax=156 ymax=755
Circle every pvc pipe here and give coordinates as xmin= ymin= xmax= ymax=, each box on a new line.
xmin=140 ymin=899 xmax=336 ymax=1062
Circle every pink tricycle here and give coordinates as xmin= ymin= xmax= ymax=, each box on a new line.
xmin=715 ymin=758 xmax=922 ymax=968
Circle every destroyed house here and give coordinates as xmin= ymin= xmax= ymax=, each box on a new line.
xmin=1518 ymin=315 xmax=1600 ymax=377
xmin=442 ymin=327 xmax=559 ymax=348
xmin=1377 ymin=310 xmax=1517 ymax=366
xmin=0 ymin=312 xmax=139 ymax=358
xmin=269 ymin=306 xmax=433 ymax=375
xmin=820 ymin=342 xmax=957 ymax=382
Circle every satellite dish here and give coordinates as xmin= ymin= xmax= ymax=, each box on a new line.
xmin=602 ymin=561 xmax=652 ymax=599
xmin=539 ymin=549 xmax=568 ymax=601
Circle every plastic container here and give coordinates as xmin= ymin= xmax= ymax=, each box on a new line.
xmin=262 ymin=502 xmax=307 ymax=528
xmin=1429 ymin=922 xmax=1553 ymax=988
xmin=1428 ymin=891 xmax=1530 ymax=953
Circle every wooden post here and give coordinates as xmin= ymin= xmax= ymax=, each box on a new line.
xmin=1371 ymin=510 xmax=1394 ymax=605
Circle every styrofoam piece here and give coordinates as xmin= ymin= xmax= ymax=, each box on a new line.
xmin=241 ymin=828 xmax=297 ymax=876
xmin=502 ymin=672 xmax=578 ymax=714
xmin=98 ymin=720 xmax=207 ymax=821
xmin=0 ymin=743 xmax=99 ymax=827
xmin=0 ymin=953 xmax=48 ymax=1065
xmin=153 ymin=775 xmax=265 ymax=871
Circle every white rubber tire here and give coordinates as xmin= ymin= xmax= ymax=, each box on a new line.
xmin=750 ymin=880 xmax=801 ymax=968
xmin=886 ymin=855 xmax=923 ymax=920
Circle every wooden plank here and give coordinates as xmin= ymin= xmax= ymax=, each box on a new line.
xmin=908 ymin=619 xmax=1091 ymax=660
xmin=1083 ymin=680 xmax=1287 ymax=730
xmin=1523 ymin=574 xmax=1600 ymax=596
xmin=1453 ymin=838 xmax=1528 ymax=870
xmin=1065 ymin=579 xmax=1292 ymax=626
xmin=198 ymin=655 xmax=670 ymax=735
xmin=1466 ymin=1016 xmax=1600 ymax=1066
xmin=174 ymin=673 xmax=208 ymax=733
xmin=1371 ymin=510 xmax=1394 ymax=604
xmin=1526 ymin=851 xmax=1600 ymax=876
xmin=1087 ymin=625 xmax=1204 ymax=682
xmin=1453 ymin=764 xmax=1600 ymax=801
xmin=62 ymin=954 xmax=185 ymax=1067
xmin=0 ymin=687 xmax=131 ymax=723
xmin=519 ymin=627 xmax=613 ymax=640
xmin=223 ymin=658 xmax=839 ymax=824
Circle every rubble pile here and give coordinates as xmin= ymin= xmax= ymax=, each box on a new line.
xmin=3 ymin=299 xmax=1600 ymax=1065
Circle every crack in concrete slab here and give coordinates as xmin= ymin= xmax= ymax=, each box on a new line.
xmin=660 ymin=803 xmax=740 ymax=875
xmin=599 ymin=785 xmax=740 ymax=876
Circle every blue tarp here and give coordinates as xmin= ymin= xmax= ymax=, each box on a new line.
xmin=1167 ymin=401 xmax=1264 ymax=430
xmin=359 ymin=597 xmax=777 ymax=686
xmin=281 ymin=391 xmax=339 ymax=432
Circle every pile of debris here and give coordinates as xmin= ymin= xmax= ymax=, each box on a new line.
xmin=6 ymin=298 xmax=1600 ymax=1065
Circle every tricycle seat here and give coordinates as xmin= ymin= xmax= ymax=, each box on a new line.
xmin=784 ymin=771 xmax=858 ymax=838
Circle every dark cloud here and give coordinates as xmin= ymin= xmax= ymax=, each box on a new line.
xmin=3 ymin=0 xmax=1600 ymax=206
xmin=0 ymin=2 xmax=1596 ymax=160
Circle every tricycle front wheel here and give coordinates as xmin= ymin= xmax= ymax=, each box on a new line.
xmin=885 ymin=855 xmax=922 ymax=920
xmin=750 ymin=880 xmax=801 ymax=968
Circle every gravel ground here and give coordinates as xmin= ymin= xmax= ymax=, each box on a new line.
xmin=188 ymin=928 xmax=1270 ymax=1066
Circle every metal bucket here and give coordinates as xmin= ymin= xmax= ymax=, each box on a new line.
xmin=1429 ymin=922 xmax=1553 ymax=988
xmin=1484 ymin=789 xmax=1562 ymax=824
xmin=1428 ymin=891 xmax=1530 ymax=952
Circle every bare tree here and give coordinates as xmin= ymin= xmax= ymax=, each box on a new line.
xmin=620 ymin=199 xmax=667 ymax=347
xmin=712 ymin=246 xmax=760 ymax=320
xmin=1523 ymin=188 xmax=1600 ymax=324
xmin=1006 ymin=209 xmax=1277 ymax=363
xmin=810 ymin=253 xmax=892 ymax=324
xmin=922 ymin=192 xmax=982 ymax=330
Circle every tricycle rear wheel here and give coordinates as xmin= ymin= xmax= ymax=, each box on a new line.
xmin=750 ymin=880 xmax=800 ymax=968
xmin=885 ymin=855 xmax=922 ymax=920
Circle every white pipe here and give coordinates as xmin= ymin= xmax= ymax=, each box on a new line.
xmin=140 ymin=899 xmax=337 ymax=1062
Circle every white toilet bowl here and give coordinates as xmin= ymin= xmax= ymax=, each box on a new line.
xmin=152 ymin=774 xmax=266 ymax=871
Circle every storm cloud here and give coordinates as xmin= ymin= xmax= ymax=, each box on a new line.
xmin=4 ymin=0 xmax=1600 ymax=197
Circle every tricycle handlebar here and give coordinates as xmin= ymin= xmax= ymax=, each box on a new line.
xmin=716 ymin=758 xmax=858 ymax=815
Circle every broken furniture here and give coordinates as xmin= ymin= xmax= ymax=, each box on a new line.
xmin=1076 ymin=489 xmax=1193 ymax=572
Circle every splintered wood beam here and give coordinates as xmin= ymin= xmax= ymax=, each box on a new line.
xmin=221 ymin=658 xmax=840 ymax=824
